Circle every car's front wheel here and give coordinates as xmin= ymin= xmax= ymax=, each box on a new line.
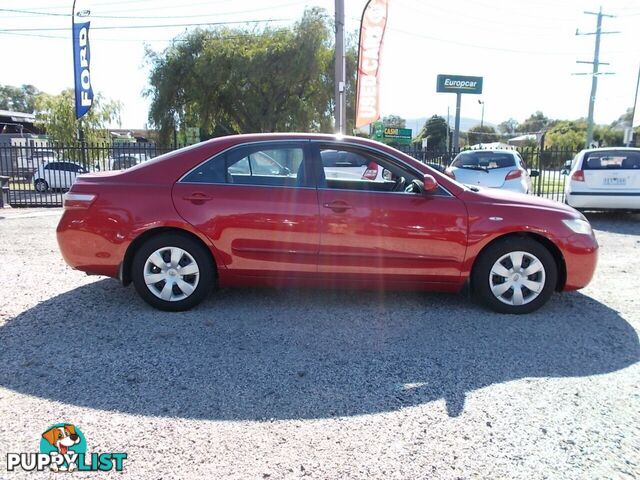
xmin=131 ymin=233 xmax=215 ymax=311
xmin=472 ymin=237 xmax=557 ymax=314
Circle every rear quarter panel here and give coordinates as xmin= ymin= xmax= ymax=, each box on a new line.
xmin=57 ymin=181 xmax=221 ymax=278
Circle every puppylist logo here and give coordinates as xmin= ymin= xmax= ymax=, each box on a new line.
xmin=6 ymin=424 xmax=126 ymax=473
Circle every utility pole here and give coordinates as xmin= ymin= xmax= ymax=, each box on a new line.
xmin=628 ymin=63 xmax=640 ymax=147
xmin=575 ymin=7 xmax=618 ymax=149
xmin=334 ymin=0 xmax=346 ymax=134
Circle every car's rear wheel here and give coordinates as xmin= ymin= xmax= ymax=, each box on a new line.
xmin=132 ymin=233 xmax=214 ymax=311
xmin=34 ymin=179 xmax=48 ymax=193
xmin=472 ymin=237 xmax=557 ymax=314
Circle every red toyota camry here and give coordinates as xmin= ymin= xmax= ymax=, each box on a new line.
xmin=57 ymin=134 xmax=598 ymax=314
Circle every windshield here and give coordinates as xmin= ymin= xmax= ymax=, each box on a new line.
xmin=452 ymin=152 xmax=516 ymax=170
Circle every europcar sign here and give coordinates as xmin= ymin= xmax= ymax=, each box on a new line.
xmin=436 ymin=74 xmax=483 ymax=95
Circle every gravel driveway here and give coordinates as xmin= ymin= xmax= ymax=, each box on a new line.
xmin=0 ymin=209 xmax=638 ymax=479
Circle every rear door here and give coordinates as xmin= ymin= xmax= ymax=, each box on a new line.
xmin=172 ymin=141 xmax=320 ymax=277
xmin=582 ymin=150 xmax=640 ymax=191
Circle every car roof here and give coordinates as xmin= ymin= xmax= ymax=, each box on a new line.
xmin=458 ymin=149 xmax=517 ymax=154
xmin=580 ymin=147 xmax=640 ymax=153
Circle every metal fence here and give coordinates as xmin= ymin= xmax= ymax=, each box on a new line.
xmin=0 ymin=141 xmax=182 ymax=207
xmin=398 ymin=146 xmax=578 ymax=203
xmin=0 ymin=141 xmax=578 ymax=207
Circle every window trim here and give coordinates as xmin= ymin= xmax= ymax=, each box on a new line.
xmin=178 ymin=140 xmax=313 ymax=188
xmin=310 ymin=140 xmax=453 ymax=197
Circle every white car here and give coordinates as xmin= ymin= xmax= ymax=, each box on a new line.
xmin=33 ymin=161 xmax=88 ymax=192
xmin=110 ymin=152 xmax=150 ymax=170
xmin=446 ymin=149 xmax=538 ymax=194
xmin=565 ymin=147 xmax=640 ymax=211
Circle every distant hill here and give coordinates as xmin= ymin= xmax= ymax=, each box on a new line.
xmin=405 ymin=116 xmax=495 ymax=135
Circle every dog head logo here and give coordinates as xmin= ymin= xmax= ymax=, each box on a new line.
xmin=42 ymin=424 xmax=80 ymax=456
xmin=40 ymin=423 xmax=86 ymax=472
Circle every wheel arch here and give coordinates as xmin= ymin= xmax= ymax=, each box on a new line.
xmin=119 ymin=226 xmax=217 ymax=286
xmin=470 ymin=231 xmax=567 ymax=291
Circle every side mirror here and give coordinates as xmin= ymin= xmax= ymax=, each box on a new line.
xmin=423 ymin=174 xmax=439 ymax=193
xmin=529 ymin=170 xmax=540 ymax=178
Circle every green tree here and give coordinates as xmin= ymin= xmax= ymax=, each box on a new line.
xmin=0 ymin=84 xmax=40 ymax=112
xmin=610 ymin=107 xmax=635 ymax=130
xmin=35 ymin=89 xmax=121 ymax=144
xmin=146 ymin=8 xmax=356 ymax=144
xmin=546 ymin=119 xmax=624 ymax=150
xmin=382 ymin=115 xmax=406 ymax=129
xmin=414 ymin=115 xmax=449 ymax=151
xmin=497 ymin=118 xmax=518 ymax=136
xmin=518 ymin=111 xmax=551 ymax=133
xmin=467 ymin=125 xmax=497 ymax=145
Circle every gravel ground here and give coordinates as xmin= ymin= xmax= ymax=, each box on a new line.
xmin=0 ymin=209 xmax=638 ymax=479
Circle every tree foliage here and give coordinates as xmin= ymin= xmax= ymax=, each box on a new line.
xmin=382 ymin=115 xmax=406 ymax=129
xmin=518 ymin=111 xmax=550 ymax=133
xmin=467 ymin=125 xmax=498 ymax=145
xmin=35 ymin=89 xmax=121 ymax=144
xmin=545 ymin=119 xmax=624 ymax=150
xmin=497 ymin=118 xmax=518 ymax=136
xmin=414 ymin=115 xmax=449 ymax=150
xmin=146 ymin=9 xmax=356 ymax=144
xmin=0 ymin=84 xmax=40 ymax=112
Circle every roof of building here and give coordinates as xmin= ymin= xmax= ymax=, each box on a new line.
xmin=0 ymin=110 xmax=36 ymax=123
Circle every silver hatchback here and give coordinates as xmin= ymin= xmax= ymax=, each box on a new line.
xmin=446 ymin=149 xmax=538 ymax=194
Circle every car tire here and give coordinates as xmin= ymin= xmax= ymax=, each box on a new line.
xmin=471 ymin=236 xmax=557 ymax=314
xmin=131 ymin=232 xmax=215 ymax=311
xmin=34 ymin=179 xmax=48 ymax=193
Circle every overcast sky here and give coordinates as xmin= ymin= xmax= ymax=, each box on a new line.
xmin=1 ymin=0 xmax=639 ymax=132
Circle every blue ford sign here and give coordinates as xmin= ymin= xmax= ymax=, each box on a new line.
xmin=73 ymin=21 xmax=93 ymax=119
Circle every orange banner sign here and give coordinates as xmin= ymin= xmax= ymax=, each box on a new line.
xmin=355 ymin=0 xmax=389 ymax=129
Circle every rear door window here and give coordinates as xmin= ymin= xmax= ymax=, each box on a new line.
xmin=182 ymin=143 xmax=309 ymax=187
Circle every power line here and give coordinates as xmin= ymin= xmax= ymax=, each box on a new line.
xmin=0 ymin=2 xmax=306 ymax=20
xmin=0 ymin=30 xmax=270 ymax=43
xmin=0 ymin=18 xmax=293 ymax=33
xmin=15 ymin=0 xmax=236 ymax=11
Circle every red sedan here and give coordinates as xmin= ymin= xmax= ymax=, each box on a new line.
xmin=57 ymin=134 xmax=598 ymax=314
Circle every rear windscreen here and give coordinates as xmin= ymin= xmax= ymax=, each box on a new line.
xmin=452 ymin=152 xmax=516 ymax=170
xmin=583 ymin=151 xmax=640 ymax=170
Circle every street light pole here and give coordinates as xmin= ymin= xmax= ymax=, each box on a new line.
xmin=478 ymin=99 xmax=485 ymax=128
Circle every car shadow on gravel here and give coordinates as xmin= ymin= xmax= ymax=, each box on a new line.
xmin=0 ymin=280 xmax=638 ymax=420
xmin=585 ymin=212 xmax=640 ymax=235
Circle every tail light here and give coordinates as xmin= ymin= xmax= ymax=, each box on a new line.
xmin=444 ymin=168 xmax=456 ymax=180
xmin=571 ymin=170 xmax=585 ymax=182
xmin=362 ymin=162 xmax=378 ymax=180
xmin=63 ymin=192 xmax=96 ymax=209
xmin=505 ymin=169 xmax=522 ymax=181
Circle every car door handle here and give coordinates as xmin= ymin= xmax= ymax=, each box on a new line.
xmin=183 ymin=193 xmax=212 ymax=203
xmin=323 ymin=201 xmax=352 ymax=212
